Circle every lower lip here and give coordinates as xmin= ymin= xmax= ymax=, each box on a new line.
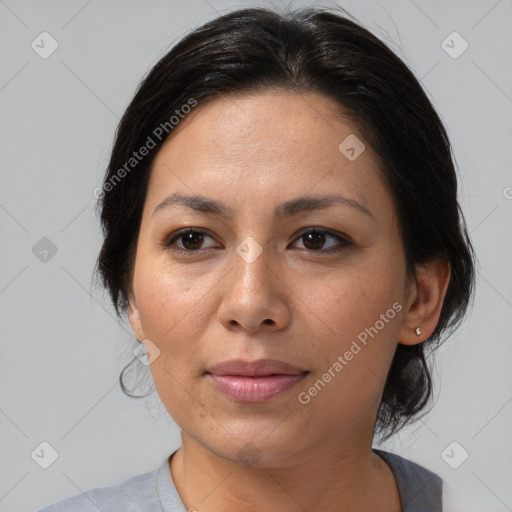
xmin=207 ymin=372 xmax=308 ymax=403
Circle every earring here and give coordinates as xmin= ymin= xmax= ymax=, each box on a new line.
xmin=415 ymin=327 xmax=421 ymax=336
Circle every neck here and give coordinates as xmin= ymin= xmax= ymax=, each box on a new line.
xmin=169 ymin=432 xmax=402 ymax=512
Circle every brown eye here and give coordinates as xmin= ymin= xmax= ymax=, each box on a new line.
xmin=292 ymin=228 xmax=351 ymax=253
xmin=164 ymin=228 xmax=219 ymax=252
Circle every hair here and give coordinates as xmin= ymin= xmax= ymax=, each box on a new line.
xmin=94 ymin=5 xmax=476 ymax=443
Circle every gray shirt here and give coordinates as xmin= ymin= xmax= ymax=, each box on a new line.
xmin=36 ymin=448 xmax=442 ymax=511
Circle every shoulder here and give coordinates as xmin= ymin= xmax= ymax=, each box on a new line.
xmin=373 ymin=448 xmax=442 ymax=512
xmin=34 ymin=465 xmax=161 ymax=512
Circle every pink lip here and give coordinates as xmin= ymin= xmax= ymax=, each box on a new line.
xmin=206 ymin=358 xmax=309 ymax=403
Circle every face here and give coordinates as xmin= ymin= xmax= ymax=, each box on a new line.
xmin=128 ymin=91 xmax=415 ymax=466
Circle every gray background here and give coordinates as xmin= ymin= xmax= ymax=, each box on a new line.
xmin=1 ymin=0 xmax=511 ymax=510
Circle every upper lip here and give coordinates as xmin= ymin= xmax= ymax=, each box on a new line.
xmin=206 ymin=358 xmax=308 ymax=377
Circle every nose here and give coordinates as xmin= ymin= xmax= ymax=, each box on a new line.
xmin=217 ymin=240 xmax=291 ymax=334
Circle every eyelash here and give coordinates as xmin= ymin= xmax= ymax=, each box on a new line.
xmin=161 ymin=227 xmax=352 ymax=255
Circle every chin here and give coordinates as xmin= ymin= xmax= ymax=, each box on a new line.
xmin=202 ymin=427 xmax=311 ymax=469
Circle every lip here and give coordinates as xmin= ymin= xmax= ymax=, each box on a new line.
xmin=206 ymin=358 xmax=309 ymax=403
xmin=206 ymin=358 xmax=307 ymax=376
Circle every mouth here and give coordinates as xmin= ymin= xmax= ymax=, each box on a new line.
xmin=205 ymin=358 xmax=309 ymax=403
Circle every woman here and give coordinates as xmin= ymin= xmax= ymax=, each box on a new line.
xmin=37 ymin=5 xmax=475 ymax=511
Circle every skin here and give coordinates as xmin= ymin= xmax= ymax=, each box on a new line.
xmin=127 ymin=90 xmax=451 ymax=512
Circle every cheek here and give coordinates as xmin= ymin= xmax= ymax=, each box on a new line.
xmin=296 ymin=257 xmax=404 ymax=408
xmin=305 ymin=258 xmax=404 ymax=342
xmin=134 ymin=247 xmax=216 ymax=333
xmin=133 ymin=260 xmax=207 ymax=365
xmin=133 ymin=266 xmax=215 ymax=421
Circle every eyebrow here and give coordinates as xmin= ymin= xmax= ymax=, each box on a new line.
xmin=151 ymin=192 xmax=373 ymax=220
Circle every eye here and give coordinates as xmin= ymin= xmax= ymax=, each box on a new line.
xmin=291 ymin=228 xmax=351 ymax=253
xmin=163 ymin=228 xmax=219 ymax=252
xmin=161 ymin=227 xmax=351 ymax=254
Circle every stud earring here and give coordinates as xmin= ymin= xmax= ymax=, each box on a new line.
xmin=415 ymin=327 xmax=421 ymax=336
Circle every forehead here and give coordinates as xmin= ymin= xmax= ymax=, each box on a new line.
xmin=155 ymin=90 xmax=360 ymax=168
xmin=146 ymin=90 xmax=391 ymax=219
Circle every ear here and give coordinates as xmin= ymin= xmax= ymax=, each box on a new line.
xmin=398 ymin=257 xmax=451 ymax=345
xmin=127 ymin=287 xmax=146 ymax=342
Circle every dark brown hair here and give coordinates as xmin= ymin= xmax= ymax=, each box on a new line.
xmin=94 ymin=5 xmax=476 ymax=442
